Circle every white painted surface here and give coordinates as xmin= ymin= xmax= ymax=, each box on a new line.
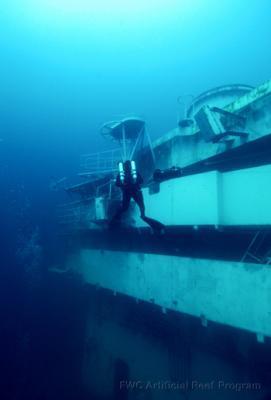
xmin=68 ymin=249 xmax=271 ymax=337
xmin=139 ymin=171 xmax=220 ymax=226
xmin=134 ymin=164 xmax=271 ymax=226
xmin=221 ymin=164 xmax=271 ymax=225
xmin=95 ymin=197 xmax=106 ymax=220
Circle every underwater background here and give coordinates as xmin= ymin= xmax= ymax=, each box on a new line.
xmin=1 ymin=1 xmax=271 ymax=399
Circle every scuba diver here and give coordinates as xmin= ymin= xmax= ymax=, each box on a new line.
xmin=110 ymin=160 xmax=165 ymax=233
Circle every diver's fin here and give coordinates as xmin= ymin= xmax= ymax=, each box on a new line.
xmin=141 ymin=216 xmax=165 ymax=233
xmin=108 ymin=219 xmax=121 ymax=230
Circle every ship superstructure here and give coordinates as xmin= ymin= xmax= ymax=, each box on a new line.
xmin=54 ymin=80 xmax=271 ymax=400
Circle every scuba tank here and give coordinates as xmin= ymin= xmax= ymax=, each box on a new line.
xmin=118 ymin=162 xmax=125 ymax=184
xmin=131 ymin=160 xmax=137 ymax=183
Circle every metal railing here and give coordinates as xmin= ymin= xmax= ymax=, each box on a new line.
xmin=57 ymin=199 xmax=95 ymax=226
xmin=79 ymin=148 xmax=121 ymax=176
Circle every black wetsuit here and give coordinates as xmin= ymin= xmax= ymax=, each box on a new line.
xmin=113 ymin=172 xmax=145 ymax=220
xmin=112 ymin=171 xmax=164 ymax=232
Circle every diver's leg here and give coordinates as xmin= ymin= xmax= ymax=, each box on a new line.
xmin=133 ymin=190 xmax=145 ymax=218
xmin=133 ymin=191 xmax=165 ymax=232
xmin=111 ymin=192 xmax=131 ymax=222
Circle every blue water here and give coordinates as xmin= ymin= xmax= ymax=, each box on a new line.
xmin=1 ymin=1 xmax=271 ymax=399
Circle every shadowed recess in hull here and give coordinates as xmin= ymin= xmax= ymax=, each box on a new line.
xmin=61 ymin=225 xmax=271 ymax=265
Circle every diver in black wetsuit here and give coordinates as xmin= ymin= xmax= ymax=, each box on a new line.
xmin=111 ymin=160 xmax=164 ymax=232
